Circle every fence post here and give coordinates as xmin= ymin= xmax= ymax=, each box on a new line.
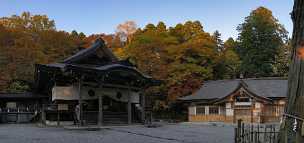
xmin=237 ymin=119 xmax=242 ymax=143
xmin=235 ymin=127 xmax=238 ymax=143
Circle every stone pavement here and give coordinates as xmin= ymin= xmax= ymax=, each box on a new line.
xmin=0 ymin=123 xmax=234 ymax=143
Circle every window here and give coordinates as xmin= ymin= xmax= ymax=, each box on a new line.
xmin=196 ymin=106 xmax=205 ymax=115
xmin=236 ymin=96 xmax=250 ymax=102
xmin=209 ymin=106 xmax=219 ymax=115
xmin=235 ymin=95 xmax=252 ymax=106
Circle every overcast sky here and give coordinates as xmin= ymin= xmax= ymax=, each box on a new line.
xmin=0 ymin=0 xmax=294 ymax=40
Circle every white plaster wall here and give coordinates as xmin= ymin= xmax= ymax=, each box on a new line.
xmin=205 ymin=106 xmax=209 ymax=115
xmin=255 ymin=102 xmax=261 ymax=109
xmin=52 ymin=86 xmax=139 ymax=103
xmin=189 ymin=106 xmax=196 ymax=115
xmin=225 ymin=103 xmax=234 ymax=116
xmin=253 ymin=102 xmax=262 ymax=117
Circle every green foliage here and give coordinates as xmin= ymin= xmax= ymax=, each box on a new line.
xmin=237 ymin=7 xmax=288 ymax=77
xmin=273 ymin=39 xmax=291 ymax=77
xmin=6 ymin=81 xmax=30 ymax=93
xmin=212 ymin=30 xmax=224 ymax=52
xmin=213 ymin=38 xmax=241 ymax=79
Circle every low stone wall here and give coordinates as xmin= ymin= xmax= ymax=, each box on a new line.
xmin=189 ymin=115 xmax=233 ymax=123
xmin=234 ymin=115 xmax=257 ymax=123
xmin=261 ymin=116 xmax=281 ymax=123
xmin=190 ymin=115 xmax=280 ymax=123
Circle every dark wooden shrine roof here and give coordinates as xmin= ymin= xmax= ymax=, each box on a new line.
xmin=0 ymin=92 xmax=48 ymax=99
xmin=35 ymin=38 xmax=160 ymax=93
xmin=63 ymin=39 xmax=118 ymax=64
xmin=38 ymin=63 xmax=153 ymax=80
xmin=180 ymin=77 xmax=287 ymax=101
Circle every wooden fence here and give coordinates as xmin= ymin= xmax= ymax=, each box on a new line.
xmin=235 ymin=120 xmax=280 ymax=143
xmin=0 ymin=108 xmax=40 ymax=123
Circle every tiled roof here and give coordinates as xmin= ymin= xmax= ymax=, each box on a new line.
xmin=180 ymin=77 xmax=287 ymax=101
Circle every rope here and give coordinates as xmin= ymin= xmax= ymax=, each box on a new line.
xmin=283 ymin=113 xmax=304 ymax=121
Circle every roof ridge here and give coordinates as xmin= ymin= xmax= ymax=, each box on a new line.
xmin=203 ymin=79 xmax=240 ymax=83
xmin=243 ymin=77 xmax=287 ymax=80
xmin=204 ymin=77 xmax=287 ymax=83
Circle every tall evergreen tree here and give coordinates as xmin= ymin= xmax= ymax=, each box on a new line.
xmin=212 ymin=30 xmax=224 ymax=52
xmin=237 ymin=7 xmax=288 ymax=78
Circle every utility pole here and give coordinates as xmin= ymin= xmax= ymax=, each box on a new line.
xmin=278 ymin=0 xmax=304 ymax=143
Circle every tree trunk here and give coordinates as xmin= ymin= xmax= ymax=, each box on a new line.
xmin=278 ymin=1 xmax=304 ymax=143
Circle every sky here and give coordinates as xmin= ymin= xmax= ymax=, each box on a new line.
xmin=0 ymin=0 xmax=294 ymax=40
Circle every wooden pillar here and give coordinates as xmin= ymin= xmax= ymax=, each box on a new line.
xmin=127 ymin=88 xmax=132 ymax=125
xmin=57 ymin=107 xmax=60 ymax=126
xmin=41 ymin=104 xmax=46 ymax=125
xmin=78 ymin=77 xmax=84 ymax=126
xmin=98 ymin=94 xmax=103 ymax=126
xmin=141 ymin=91 xmax=146 ymax=124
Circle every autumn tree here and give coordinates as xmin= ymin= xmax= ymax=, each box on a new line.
xmin=116 ymin=21 xmax=137 ymax=44
xmin=123 ymin=21 xmax=220 ymax=104
xmin=0 ymin=12 xmax=86 ymax=92
xmin=237 ymin=7 xmax=288 ymax=78
xmin=0 ymin=12 xmax=55 ymax=31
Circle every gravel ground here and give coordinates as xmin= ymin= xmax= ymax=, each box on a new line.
xmin=0 ymin=123 xmax=234 ymax=143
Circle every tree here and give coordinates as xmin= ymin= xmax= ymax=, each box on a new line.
xmin=156 ymin=22 xmax=167 ymax=33
xmin=273 ymin=39 xmax=291 ymax=77
xmin=0 ymin=12 xmax=55 ymax=31
xmin=212 ymin=30 xmax=224 ymax=52
xmin=169 ymin=21 xmax=203 ymax=43
xmin=237 ymin=7 xmax=288 ymax=78
xmin=0 ymin=12 xmax=86 ymax=92
xmin=123 ymin=21 xmax=218 ymax=103
xmin=213 ymin=38 xmax=241 ymax=79
xmin=278 ymin=1 xmax=304 ymax=143
xmin=116 ymin=21 xmax=137 ymax=43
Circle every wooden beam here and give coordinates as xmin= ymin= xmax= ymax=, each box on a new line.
xmin=82 ymin=82 xmax=142 ymax=91
xmin=102 ymin=83 xmax=141 ymax=90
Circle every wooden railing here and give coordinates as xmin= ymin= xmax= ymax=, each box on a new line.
xmin=235 ymin=120 xmax=279 ymax=143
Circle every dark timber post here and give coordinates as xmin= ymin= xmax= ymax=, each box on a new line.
xmin=98 ymin=94 xmax=103 ymax=126
xmin=57 ymin=105 xmax=60 ymax=126
xmin=278 ymin=1 xmax=304 ymax=143
xmin=78 ymin=77 xmax=84 ymax=126
xmin=127 ymin=87 xmax=132 ymax=125
xmin=141 ymin=90 xmax=146 ymax=124
xmin=41 ymin=104 xmax=46 ymax=125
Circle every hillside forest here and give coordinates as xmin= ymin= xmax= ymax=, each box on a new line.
xmin=0 ymin=7 xmax=290 ymax=111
